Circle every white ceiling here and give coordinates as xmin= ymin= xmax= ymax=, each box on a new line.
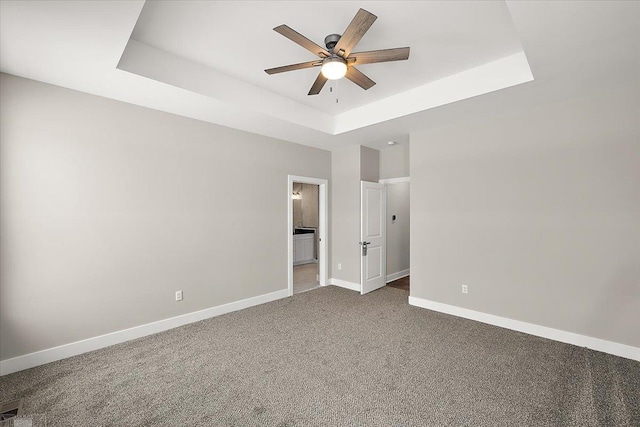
xmin=118 ymin=1 xmax=533 ymax=136
xmin=1 ymin=1 xmax=639 ymax=151
xmin=130 ymin=1 xmax=523 ymax=114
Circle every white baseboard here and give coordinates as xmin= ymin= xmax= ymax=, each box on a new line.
xmin=293 ymin=259 xmax=317 ymax=266
xmin=408 ymin=296 xmax=640 ymax=362
xmin=329 ymin=278 xmax=360 ymax=292
xmin=379 ymin=177 xmax=410 ymax=184
xmin=386 ymin=269 xmax=410 ymax=283
xmin=0 ymin=289 xmax=289 ymax=376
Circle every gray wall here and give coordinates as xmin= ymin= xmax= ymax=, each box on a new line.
xmin=386 ymin=182 xmax=410 ymax=278
xmin=0 ymin=73 xmax=331 ymax=360
xmin=330 ymin=145 xmax=361 ymax=284
xmin=410 ymin=83 xmax=640 ymax=347
xmin=360 ymin=146 xmax=379 ymax=183
xmin=330 ymin=145 xmax=382 ymax=285
xmin=380 ymin=143 xmax=409 ymax=180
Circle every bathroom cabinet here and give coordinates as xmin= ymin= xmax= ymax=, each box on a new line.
xmin=293 ymin=232 xmax=315 ymax=265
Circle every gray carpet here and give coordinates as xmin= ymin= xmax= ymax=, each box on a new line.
xmin=1 ymin=286 xmax=638 ymax=426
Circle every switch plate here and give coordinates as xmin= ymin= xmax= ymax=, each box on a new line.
xmin=175 ymin=291 xmax=183 ymax=301
xmin=338 ymin=263 xmax=342 ymax=270
xmin=461 ymin=285 xmax=468 ymax=294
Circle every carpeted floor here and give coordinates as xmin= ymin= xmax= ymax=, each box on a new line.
xmin=1 ymin=286 xmax=638 ymax=426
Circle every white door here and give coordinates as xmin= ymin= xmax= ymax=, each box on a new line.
xmin=361 ymin=181 xmax=386 ymax=294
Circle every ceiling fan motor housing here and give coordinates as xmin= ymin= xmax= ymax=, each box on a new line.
xmin=324 ymin=34 xmax=341 ymax=50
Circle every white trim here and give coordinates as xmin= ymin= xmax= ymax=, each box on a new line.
xmin=0 ymin=289 xmax=289 ymax=376
xmin=386 ymin=269 xmax=410 ymax=283
xmin=378 ymin=177 xmax=410 ymax=184
xmin=334 ymin=52 xmax=533 ymax=134
xmin=408 ymin=296 xmax=640 ymax=362
xmin=287 ymin=175 xmax=328 ymax=297
xmin=328 ymin=278 xmax=360 ymax=292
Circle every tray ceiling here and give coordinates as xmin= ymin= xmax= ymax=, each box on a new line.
xmin=130 ymin=1 xmax=525 ymax=115
xmin=2 ymin=1 xmax=637 ymax=149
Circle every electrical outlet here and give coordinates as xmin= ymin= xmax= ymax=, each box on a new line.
xmin=338 ymin=263 xmax=342 ymax=270
xmin=175 ymin=290 xmax=183 ymax=301
xmin=461 ymin=284 xmax=468 ymax=294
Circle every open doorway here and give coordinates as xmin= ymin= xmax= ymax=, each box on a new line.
xmin=380 ymin=177 xmax=410 ymax=293
xmin=287 ymin=175 xmax=328 ymax=296
xmin=293 ymin=181 xmax=319 ymax=293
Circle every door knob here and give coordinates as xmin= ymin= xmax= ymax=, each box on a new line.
xmin=360 ymin=241 xmax=371 ymax=256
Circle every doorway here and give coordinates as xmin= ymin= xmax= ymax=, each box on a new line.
xmin=380 ymin=177 xmax=410 ymax=293
xmin=287 ymin=175 xmax=328 ymax=296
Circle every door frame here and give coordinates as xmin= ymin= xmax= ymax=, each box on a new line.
xmin=287 ymin=175 xmax=328 ymax=296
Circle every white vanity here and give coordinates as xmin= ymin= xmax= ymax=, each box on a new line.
xmin=293 ymin=228 xmax=316 ymax=265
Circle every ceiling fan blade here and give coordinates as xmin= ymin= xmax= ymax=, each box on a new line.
xmin=265 ymin=60 xmax=322 ymax=75
xmin=308 ymin=72 xmax=328 ymax=95
xmin=347 ymin=47 xmax=410 ymax=65
xmin=332 ymin=8 xmax=377 ymax=58
xmin=274 ymin=25 xmax=330 ymax=58
xmin=345 ymin=67 xmax=376 ymax=90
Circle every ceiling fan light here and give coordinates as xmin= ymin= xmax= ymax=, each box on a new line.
xmin=321 ymin=57 xmax=347 ymax=80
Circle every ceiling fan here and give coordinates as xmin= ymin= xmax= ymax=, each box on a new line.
xmin=265 ymin=8 xmax=410 ymax=95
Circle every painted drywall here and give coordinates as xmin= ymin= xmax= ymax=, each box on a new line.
xmin=292 ymin=185 xmax=303 ymax=228
xmin=330 ymin=146 xmax=361 ymax=284
xmin=379 ymin=143 xmax=410 ymax=180
xmin=0 ymin=73 xmax=331 ymax=360
xmin=360 ymin=146 xmax=379 ymax=183
xmin=300 ymin=184 xmax=319 ymax=228
xmin=386 ymin=182 xmax=410 ymax=279
xmin=292 ymin=182 xmax=318 ymax=229
xmin=410 ymin=82 xmax=640 ymax=348
xmin=330 ymin=145 xmax=382 ymax=285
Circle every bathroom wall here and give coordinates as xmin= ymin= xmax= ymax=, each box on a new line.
xmin=292 ymin=183 xmax=318 ymax=229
